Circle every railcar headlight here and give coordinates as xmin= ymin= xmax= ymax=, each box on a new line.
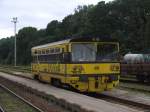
xmin=110 ymin=64 xmax=120 ymax=71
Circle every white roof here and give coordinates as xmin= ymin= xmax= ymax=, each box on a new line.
xmin=32 ymin=39 xmax=71 ymax=50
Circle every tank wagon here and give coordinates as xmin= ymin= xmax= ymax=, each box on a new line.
xmin=121 ymin=53 xmax=150 ymax=82
xmin=31 ymin=37 xmax=120 ymax=93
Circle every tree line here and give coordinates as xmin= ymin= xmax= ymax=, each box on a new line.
xmin=0 ymin=0 xmax=150 ymax=65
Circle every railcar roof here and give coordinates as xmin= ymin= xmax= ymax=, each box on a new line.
xmin=32 ymin=39 xmax=71 ymax=49
xmin=32 ymin=37 xmax=118 ymax=50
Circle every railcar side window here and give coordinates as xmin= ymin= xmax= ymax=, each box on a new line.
xmin=63 ymin=52 xmax=70 ymax=62
xmin=34 ymin=50 xmax=37 ymax=55
xmin=46 ymin=49 xmax=49 ymax=54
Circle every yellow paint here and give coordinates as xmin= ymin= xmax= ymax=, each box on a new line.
xmin=32 ymin=63 xmax=120 ymax=75
xmin=66 ymin=63 xmax=120 ymax=74
xmin=31 ymin=62 xmax=120 ymax=93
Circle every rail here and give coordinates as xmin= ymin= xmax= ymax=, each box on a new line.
xmin=0 ymin=84 xmax=44 ymax=112
xmin=0 ymin=106 xmax=5 ymax=112
xmin=98 ymin=94 xmax=150 ymax=110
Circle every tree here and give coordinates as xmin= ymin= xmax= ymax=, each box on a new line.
xmin=1 ymin=0 xmax=150 ymax=65
xmin=17 ymin=27 xmax=37 ymax=65
xmin=0 ymin=37 xmax=14 ymax=64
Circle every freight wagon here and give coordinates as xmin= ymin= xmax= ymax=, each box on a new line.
xmin=121 ymin=53 xmax=150 ymax=82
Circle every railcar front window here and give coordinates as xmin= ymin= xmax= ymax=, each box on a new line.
xmin=72 ymin=43 xmax=119 ymax=62
xmin=72 ymin=43 xmax=96 ymax=62
xmin=97 ymin=44 xmax=118 ymax=61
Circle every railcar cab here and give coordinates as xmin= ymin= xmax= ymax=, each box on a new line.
xmin=70 ymin=37 xmax=120 ymax=63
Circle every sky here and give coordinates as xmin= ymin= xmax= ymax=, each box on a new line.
xmin=0 ymin=0 xmax=113 ymax=38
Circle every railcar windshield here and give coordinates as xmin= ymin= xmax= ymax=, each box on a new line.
xmin=71 ymin=43 xmax=119 ymax=62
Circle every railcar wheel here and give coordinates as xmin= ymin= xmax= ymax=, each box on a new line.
xmin=34 ymin=75 xmax=39 ymax=80
xmin=51 ymin=78 xmax=61 ymax=87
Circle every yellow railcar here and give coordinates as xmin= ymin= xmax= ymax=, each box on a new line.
xmin=31 ymin=37 xmax=120 ymax=93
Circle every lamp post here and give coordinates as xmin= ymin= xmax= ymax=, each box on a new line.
xmin=11 ymin=17 xmax=18 ymax=67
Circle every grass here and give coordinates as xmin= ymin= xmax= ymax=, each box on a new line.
xmin=0 ymin=87 xmax=38 ymax=112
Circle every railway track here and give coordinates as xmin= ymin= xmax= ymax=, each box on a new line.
xmin=83 ymin=87 xmax=150 ymax=111
xmin=0 ymin=84 xmax=43 ymax=112
xmin=120 ymin=78 xmax=149 ymax=84
xmin=95 ymin=93 xmax=150 ymax=111
xmin=0 ymin=106 xmax=5 ymax=112
xmin=119 ymin=77 xmax=150 ymax=93
xmin=0 ymin=72 xmax=150 ymax=112
xmin=0 ymin=75 xmax=89 ymax=112
xmin=119 ymin=83 xmax=150 ymax=94
xmin=120 ymin=80 xmax=139 ymax=85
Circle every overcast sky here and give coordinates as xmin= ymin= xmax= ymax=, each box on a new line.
xmin=0 ymin=0 xmax=113 ymax=38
